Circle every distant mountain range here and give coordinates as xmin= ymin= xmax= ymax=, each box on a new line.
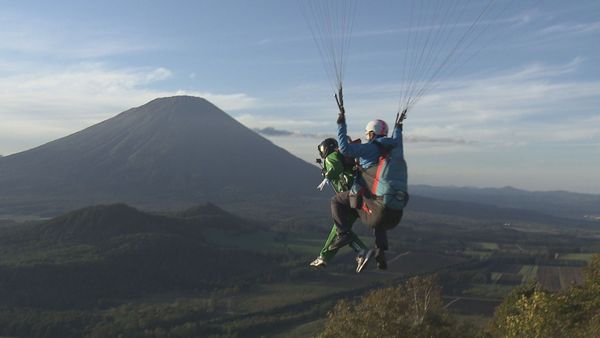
xmin=0 ymin=95 xmax=597 ymax=227
xmin=0 ymin=96 xmax=320 ymax=216
xmin=410 ymin=185 xmax=600 ymax=220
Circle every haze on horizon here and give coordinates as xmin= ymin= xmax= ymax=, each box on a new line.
xmin=0 ymin=0 xmax=599 ymax=194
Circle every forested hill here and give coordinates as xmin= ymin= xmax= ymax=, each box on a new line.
xmin=0 ymin=203 xmax=282 ymax=309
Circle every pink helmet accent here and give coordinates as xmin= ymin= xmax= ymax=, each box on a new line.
xmin=365 ymin=119 xmax=388 ymax=136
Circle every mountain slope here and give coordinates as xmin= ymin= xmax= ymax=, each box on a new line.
xmin=0 ymin=96 xmax=320 ymax=215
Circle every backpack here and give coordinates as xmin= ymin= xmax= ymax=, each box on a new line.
xmin=353 ymin=139 xmax=409 ymax=229
xmin=361 ymin=140 xmax=409 ymax=210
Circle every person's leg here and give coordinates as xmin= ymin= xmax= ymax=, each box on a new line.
xmin=329 ymin=192 xmax=358 ymax=250
xmin=374 ymin=227 xmax=388 ymax=251
xmin=346 ymin=214 xmax=368 ymax=251
xmin=330 ymin=191 xmax=356 ymax=233
xmin=374 ymin=228 xmax=388 ymax=270
xmin=349 ymin=232 xmax=368 ymax=251
xmin=320 ymin=225 xmax=339 ymax=261
xmin=310 ymin=225 xmax=338 ymax=268
xmin=353 ymin=225 xmax=374 ymax=273
xmin=321 ymin=226 xmax=365 ymax=259
xmin=373 ymin=212 xmax=391 ymax=271
xmin=372 ymin=208 xmax=404 ymax=270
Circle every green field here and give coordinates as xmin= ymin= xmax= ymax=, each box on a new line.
xmin=519 ymin=265 xmax=539 ymax=283
xmin=463 ymin=250 xmax=493 ymax=259
xmin=477 ymin=242 xmax=499 ymax=250
xmin=558 ymin=253 xmax=596 ymax=263
xmin=463 ymin=284 xmax=514 ymax=299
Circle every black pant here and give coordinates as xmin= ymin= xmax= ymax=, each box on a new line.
xmin=331 ymin=191 xmax=390 ymax=250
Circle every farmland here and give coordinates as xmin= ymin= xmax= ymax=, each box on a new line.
xmin=1 ymin=202 xmax=600 ymax=337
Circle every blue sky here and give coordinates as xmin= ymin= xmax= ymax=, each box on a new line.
xmin=1 ymin=0 xmax=599 ymax=193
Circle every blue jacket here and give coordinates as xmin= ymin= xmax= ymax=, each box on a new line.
xmin=337 ymin=121 xmax=408 ymax=196
xmin=337 ymin=121 xmax=404 ymax=169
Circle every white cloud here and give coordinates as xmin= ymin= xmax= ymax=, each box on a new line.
xmin=235 ymin=114 xmax=319 ymax=130
xmin=537 ymin=21 xmax=600 ymax=36
xmin=252 ymin=59 xmax=600 ymax=162
xmin=386 ymin=59 xmax=600 ymax=143
xmin=0 ymin=11 xmax=156 ymax=59
xmin=0 ymin=63 xmax=169 ymax=117
xmin=0 ymin=62 xmax=258 ymax=155
xmin=0 ymin=118 xmax=71 ymax=139
xmin=498 ymin=57 xmax=583 ymax=80
xmin=178 ymin=92 xmax=258 ymax=111
xmin=349 ymin=1 xmax=527 ymax=40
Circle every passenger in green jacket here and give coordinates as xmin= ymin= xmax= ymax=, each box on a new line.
xmin=310 ymin=138 xmax=373 ymax=273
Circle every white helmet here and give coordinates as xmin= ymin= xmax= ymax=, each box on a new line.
xmin=365 ymin=119 xmax=388 ymax=136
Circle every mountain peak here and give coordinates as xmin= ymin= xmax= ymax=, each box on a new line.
xmin=142 ymin=95 xmax=213 ymax=110
xmin=0 ymin=96 xmax=318 ymax=216
xmin=121 ymin=95 xmax=225 ymax=120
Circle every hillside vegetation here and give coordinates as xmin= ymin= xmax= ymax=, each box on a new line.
xmin=0 ymin=200 xmax=599 ymax=337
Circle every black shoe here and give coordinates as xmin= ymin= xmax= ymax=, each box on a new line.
xmin=375 ymin=249 xmax=387 ymax=270
xmin=328 ymin=232 xmax=352 ymax=251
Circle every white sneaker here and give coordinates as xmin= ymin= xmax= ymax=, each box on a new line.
xmin=310 ymin=256 xmax=327 ymax=268
xmin=355 ymin=249 xmax=374 ymax=273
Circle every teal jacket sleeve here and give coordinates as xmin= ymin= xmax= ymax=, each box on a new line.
xmin=392 ymin=124 xmax=404 ymax=155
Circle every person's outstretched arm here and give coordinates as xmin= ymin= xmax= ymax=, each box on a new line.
xmin=337 ymin=119 xmax=372 ymax=158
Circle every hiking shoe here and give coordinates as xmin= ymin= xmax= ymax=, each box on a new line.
xmin=328 ymin=232 xmax=352 ymax=251
xmin=309 ymin=256 xmax=327 ymax=268
xmin=375 ymin=249 xmax=387 ymax=270
xmin=356 ymin=249 xmax=374 ymax=273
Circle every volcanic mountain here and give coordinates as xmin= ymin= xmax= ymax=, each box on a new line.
xmin=0 ymin=96 xmax=320 ymax=216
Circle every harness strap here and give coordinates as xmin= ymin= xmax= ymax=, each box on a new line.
xmin=370 ymin=155 xmax=386 ymax=195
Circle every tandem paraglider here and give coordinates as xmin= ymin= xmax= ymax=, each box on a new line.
xmin=301 ymin=0 xmax=514 ymax=271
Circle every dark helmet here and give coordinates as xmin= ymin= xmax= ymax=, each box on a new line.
xmin=318 ymin=138 xmax=338 ymax=159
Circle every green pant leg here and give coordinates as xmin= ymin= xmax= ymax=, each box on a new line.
xmin=319 ymin=213 xmax=369 ymax=263
xmin=323 ymin=228 xmax=366 ymax=255
xmin=320 ymin=228 xmax=367 ymax=263
xmin=319 ymin=226 xmax=339 ymax=262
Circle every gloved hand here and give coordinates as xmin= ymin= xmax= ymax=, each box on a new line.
xmin=335 ymin=87 xmax=346 ymax=124
xmin=317 ymin=178 xmax=330 ymax=191
xmin=396 ymin=109 xmax=407 ymax=128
